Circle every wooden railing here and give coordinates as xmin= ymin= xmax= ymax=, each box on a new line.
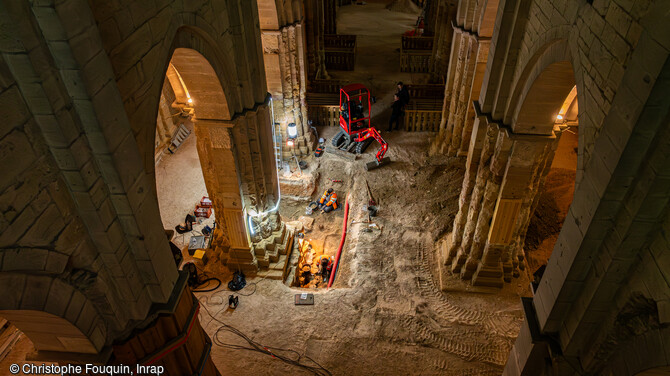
xmin=401 ymin=35 xmax=434 ymax=50
xmin=403 ymin=83 xmax=445 ymax=132
xmin=406 ymin=84 xmax=445 ymax=100
xmin=400 ymin=35 xmax=433 ymax=73
xmin=308 ymin=79 xmax=343 ymax=94
xmin=325 ymin=34 xmax=356 ymax=49
xmin=306 ymin=80 xmax=341 ymax=127
xmin=324 ymin=34 xmax=356 ymax=71
xmin=308 ymin=105 xmax=341 ymax=127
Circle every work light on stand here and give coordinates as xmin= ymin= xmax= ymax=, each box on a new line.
xmin=287 ymin=122 xmax=298 ymax=147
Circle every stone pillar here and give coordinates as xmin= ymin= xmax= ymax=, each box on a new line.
xmin=305 ymin=0 xmax=329 ymax=80
xmin=449 ymin=35 xmax=478 ymax=156
xmin=470 ymin=132 xmax=559 ymax=287
xmin=446 ymin=117 xmax=498 ymax=270
xmin=431 ymin=26 xmax=464 ymax=155
xmin=440 ymin=113 xmax=561 ymax=287
xmin=324 ymin=0 xmax=337 ymax=34
xmin=262 ymin=22 xmax=313 ymax=159
xmin=193 ymin=99 xmax=284 ymax=273
xmin=429 ymin=0 xmax=458 ymax=83
xmin=194 ymin=119 xmax=256 ymax=272
xmin=459 ymin=127 xmax=512 ymax=280
xmin=457 ymin=38 xmax=490 ymax=156
xmin=431 ymin=27 xmax=491 ymax=157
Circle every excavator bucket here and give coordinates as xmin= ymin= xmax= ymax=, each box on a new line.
xmin=365 ymin=157 xmax=391 ymax=171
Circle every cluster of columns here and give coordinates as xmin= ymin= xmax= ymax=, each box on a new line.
xmin=439 ymin=109 xmax=563 ymax=287
xmin=261 ymin=23 xmax=313 ymax=158
xmin=426 ymin=0 xmax=458 ymax=83
xmin=194 ymin=98 xmax=280 ymax=272
xmin=304 ymin=0 xmax=330 ymax=80
xmin=431 ymin=0 xmax=497 ymax=156
xmin=154 ymin=82 xmax=180 ymax=160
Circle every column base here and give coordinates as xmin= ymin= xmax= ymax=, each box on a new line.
xmin=451 ymin=248 xmax=467 ymax=274
xmin=472 ymin=262 xmax=504 ymax=288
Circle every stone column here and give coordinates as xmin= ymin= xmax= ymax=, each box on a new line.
xmin=459 ymin=127 xmax=512 ymax=280
xmin=470 ymin=132 xmax=559 ymax=287
xmin=502 ymin=127 xmax=563 ymax=280
xmin=431 ymin=26 xmax=463 ymax=155
xmin=431 ymin=25 xmax=491 ymax=157
xmin=456 ymin=38 xmax=490 ymax=156
xmin=262 ymin=23 xmax=312 ymax=159
xmin=305 ymin=0 xmax=329 ymax=80
xmin=429 ymin=0 xmax=457 ymax=83
xmin=194 ymin=119 xmax=256 ymax=272
xmin=449 ymin=35 xmax=478 ymax=156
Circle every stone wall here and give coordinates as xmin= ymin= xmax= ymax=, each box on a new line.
xmin=427 ymin=0 xmax=670 ymax=374
xmin=0 ymin=0 xmax=276 ymax=368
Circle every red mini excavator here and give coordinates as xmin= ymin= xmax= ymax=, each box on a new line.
xmin=331 ymin=84 xmax=390 ymax=170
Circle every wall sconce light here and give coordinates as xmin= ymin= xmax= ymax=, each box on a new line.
xmin=556 ymin=114 xmax=563 ymax=120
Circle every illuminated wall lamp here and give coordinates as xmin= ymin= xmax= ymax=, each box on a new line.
xmin=286 ymin=122 xmax=298 ymax=147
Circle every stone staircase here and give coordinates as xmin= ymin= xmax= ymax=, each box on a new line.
xmin=254 ymin=222 xmax=295 ymax=281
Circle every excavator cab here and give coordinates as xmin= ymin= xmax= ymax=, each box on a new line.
xmin=339 ymin=85 xmax=371 ymax=133
xmin=331 ymin=84 xmax=390 ymax=170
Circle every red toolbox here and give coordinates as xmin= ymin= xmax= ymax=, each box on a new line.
xmin=200 ymin=196 xmax=212 ymax=207
xmin=195 ymin=205 xmax=212 ymax=218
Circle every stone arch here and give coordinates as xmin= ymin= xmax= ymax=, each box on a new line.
xmin=136 ymin=24 xmax=260 ymax=177
xmin=142 ymin=24 xmax=280 ymax=273
xmin=0 ymin=273 xmax=107 ymax=356
xmin=506 ymin=39 xmax=576 ymax=135
xmin=169 ymin=48 xmax=231 ymax=121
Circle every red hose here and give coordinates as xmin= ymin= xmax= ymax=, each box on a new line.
xmin=327 ymin=194 xmax=350 ymax=289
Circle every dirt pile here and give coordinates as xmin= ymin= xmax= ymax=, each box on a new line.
xmin=524 ymin=167 xmax=576 ymax=274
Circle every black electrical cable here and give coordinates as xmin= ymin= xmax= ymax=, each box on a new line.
xmin=192 ymin=277 xmax=221 ymax=292
xmin=188 ymin=266 xmax=329 ymax=373
xmin=197 ymin=301 xmax=332 ymax=376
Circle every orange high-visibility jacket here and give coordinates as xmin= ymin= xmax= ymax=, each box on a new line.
xmin=319 ymin=189 xmax=330 ymax=204
xmin=326 ymin=192 xmax=338 ymax=209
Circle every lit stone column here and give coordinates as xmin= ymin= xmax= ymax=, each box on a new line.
xmin=444 ymin=31 xmax=468 ymax=150
xmin=194 ymin=119 xmax=256 ymax=272
xmin=447 ymin=119 xmax=499 ymax=271
xmin=471 ymin=132 xmax=559 ymax=287
xmin=459 ymin=128 xmax=512 ymax=280
xmin=456 ymin=38 xmax=490 ymax=156
xmin=429 ymin=0 xmax=457 ymax=82
xmin=503 ymin=127 xmax=563 ymax=280
xmin=280 ymin=24 xmax=312 ymax=156
xmin=449 ymin=35 xmax=478 ymax=156
xmin=262 ymin=23 xmax=312 ymax=159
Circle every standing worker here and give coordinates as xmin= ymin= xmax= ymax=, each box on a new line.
xmin=388 ymin=94 xmax=403 ymax=132
xmin=396 ymin=81 xmax=410 ymax=107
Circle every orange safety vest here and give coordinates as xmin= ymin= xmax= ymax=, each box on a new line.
xmin=319 ymin=189 xmax=330 ymax=204
xmin=326 ymin=192 xmax=338 ymax=209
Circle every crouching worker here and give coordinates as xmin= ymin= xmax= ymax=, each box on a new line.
xmin=318 ymin=188 xmax=338 ymax=213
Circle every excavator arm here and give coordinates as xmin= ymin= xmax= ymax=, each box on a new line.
xmin=355 ymin=128 xmax=388 ymax=165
